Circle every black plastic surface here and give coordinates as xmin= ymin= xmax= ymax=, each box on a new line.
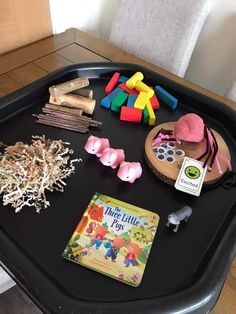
xmin=0 ymin=63 xmax=236 ymax=314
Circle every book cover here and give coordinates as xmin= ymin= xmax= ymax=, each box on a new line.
xmin=62 ymin=192 xmax=160 ymax=287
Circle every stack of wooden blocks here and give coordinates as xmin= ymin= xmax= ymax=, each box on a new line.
xmin=101 ymin=72 xmax=178 ymax=125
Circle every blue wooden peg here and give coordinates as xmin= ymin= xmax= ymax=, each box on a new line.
xmin=155 ymin=86 xmax=178 ymax=110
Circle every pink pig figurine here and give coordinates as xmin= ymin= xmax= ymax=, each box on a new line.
xmin=84 ymin=135 xmax=110 ymax=157
xmin=99 ymin=148 xmax=125 ymax=169
xmin=117 ymin=161 xmax=142 ymax=183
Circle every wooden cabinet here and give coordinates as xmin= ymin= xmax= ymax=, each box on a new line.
xmin=0 ymin=0 xmax=52 ymax=54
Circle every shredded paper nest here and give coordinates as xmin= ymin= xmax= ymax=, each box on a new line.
xmin=0 ymin=136 xmax=81 ymax=213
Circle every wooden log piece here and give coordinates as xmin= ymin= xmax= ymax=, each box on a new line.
xmin=49 ymin=94 xmax=96 ymax=114
xmin=49 ymin=77 xmax=89 ymax=96
xmin=45 ymin=103 xmax=82 ymax=116
xmin=72 ymin=88 xmax=93 ymax=99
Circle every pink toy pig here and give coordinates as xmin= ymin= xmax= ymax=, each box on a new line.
xmin=117 ymin=161 xmax=142 ymax=183
xmin=99 ymin=148 xmax=125 ymax=169
xmin=84 ymin=135 xmax=110 ymax=157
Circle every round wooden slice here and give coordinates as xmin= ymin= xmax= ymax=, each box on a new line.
xmin=145 ymin=122 xmax=231 ymax=186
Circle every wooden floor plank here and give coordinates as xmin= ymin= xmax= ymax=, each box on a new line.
xmin=33 ymin=53 xmax=73 ymax=73
xmin=56 ymin=43 xmax=110 ymax=63
xmin=212 ymin=260 xmax=236 ymax=313
xmin=75 ymin=29 xmax=236 ymax=111
xmin=7 ymin=63 xmax=48 ymax=86
xmin=0 ymin=29 xmax=74 ymax=75
xmin=0 ymin=74 xmax=22 ymax=98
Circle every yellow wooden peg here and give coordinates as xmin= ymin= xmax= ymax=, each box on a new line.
xmin=135 ymin=81 xmax=154 ymax=98
xmin=134 ymin=91 xmax=149 ymax=110
xmin=146 ymin=99 xmax=156 ymax=125
xmin=126 ymin=72 xmax=144 ymax=89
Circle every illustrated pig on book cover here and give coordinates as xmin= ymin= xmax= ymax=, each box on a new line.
xmin=62 ymin=192 xmax=160 ymax=287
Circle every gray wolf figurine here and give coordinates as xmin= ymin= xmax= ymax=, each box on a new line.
xmin=166 ymin=206 xmax=192 ymax=232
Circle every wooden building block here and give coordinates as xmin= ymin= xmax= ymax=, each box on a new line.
xmin=150 ymin=92 xmax=160 ymax=109
xmin=142 ymin=105 xmax=150 ymax=123
xmin=118 ymin=75 xmax=128 ymax=83
xmin=126 ymin=72 xmax=144 ymax=89
xmin=146 ymin=100 xmax=156 ymax=125
xmin=100 ymin=87 xmax=123 ymax=109
xmin=127 ymin=94 xmax=137 ymax=107
xmin=120 ymin=106 xmax=142 ymax=123
xmin=155 ymin=85 xmax=178 ymax=109
xmin=118 ymin=82 xmax=139 ymax=95
xmin=135 ymin=81 xmax=154 ymax=98
xmin=111 ymin=91 xmax=128 ymax=112
xmin=105 ymin=72 xmax=120 ymax=94
xmin=134 ymin=91 xmax=149 ymax=110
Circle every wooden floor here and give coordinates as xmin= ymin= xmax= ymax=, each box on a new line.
xmin=0 ymin=29 xmax=235 ymax=314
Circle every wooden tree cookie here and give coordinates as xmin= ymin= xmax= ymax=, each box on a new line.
xmin=145 ymin=122 xmax=231 ymax=186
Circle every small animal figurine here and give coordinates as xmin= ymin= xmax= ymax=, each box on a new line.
xmin=84 ymin=135 xmax=110 ymax=157
xmin=99 ymin=148 xmax=125 ymax=169
xmin=117 ymin=161 xmax=142 ymax=183
xmin=124 ymin=242 xmax=141 ymax=267
xmin=166 ymin=205 xmax=193 ymax=232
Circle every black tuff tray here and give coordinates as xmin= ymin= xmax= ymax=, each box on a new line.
xmin=0 ymin=63 xmax=236 ymax=314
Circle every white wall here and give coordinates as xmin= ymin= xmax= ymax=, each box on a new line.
xmin=49 ymin=0 xmax=236 ymax=97
xmin=185 ymin=0 xmax=236 ymax=96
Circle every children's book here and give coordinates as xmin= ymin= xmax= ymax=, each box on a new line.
xmin=62 ymin=192 xmax=160 ymax=287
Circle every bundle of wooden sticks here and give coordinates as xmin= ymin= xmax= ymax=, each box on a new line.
xmin=34 ymin=77 xmax=102 ymax=133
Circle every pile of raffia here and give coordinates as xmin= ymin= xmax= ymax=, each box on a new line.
xmin=0 ymin=136 xmax=80 ymax=213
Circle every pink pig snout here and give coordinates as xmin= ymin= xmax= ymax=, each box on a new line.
xmin=117 ymin=162 xmax=142 ymax=183
xmin=84 ymin=136 xmax=110 ymax=157
xmin=99 ymin=148 xmax=125 ymax=169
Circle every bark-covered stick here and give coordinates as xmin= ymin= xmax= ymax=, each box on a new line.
xmin=49 ymin=77 xmax=89 ymax=96
xmin=49 ymin=94 xmax=96 ymax=114
xmin=45 ymin=103 xmax=82 ymax=116
xmin=36 ymin=119 xmax=88 ymax=133
xmin=72 ymin=88 xmax=93 ymax=99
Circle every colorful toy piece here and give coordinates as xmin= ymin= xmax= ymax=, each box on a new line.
xmin=127 ymin=94 xmax=137 ymax=107
xmin=101 ymin=87 xmax=123 ymax=109
xmin=166 ymin=206 xmax=192 ymax=232
xmin=105 ymin=72 xmax=120 ymax=95
xmin=146 ymin=100 xmax=156 ymax=125
xmin=99 ymin=148 xmax=125 ymax=169
xmin=135 ymin=81 xmax=154 ymax=98
xmin=84 ymin=135 xmax=110 ymax=157
xmin=118 ymin=83 xmax=139 ymax=95
xmin=118 ymin=75 xmax=128 ymax=83
xmin=111 ymin=91 xmax=128 ymax=112
xmin=134 ymin=91 xmax=149 ymax=110
xmin=142 ymin=106 xmax=150 ymax=123
xmin=117 ymin=161 xmax=142 ymax=183
xmin=126 ymin=72 xmax=144 ymax=89
xmin=120 ymin=106 xmax=142 ymax=123
xmin=155 ymin=85 xmax=178 ymax=110
xmin=150 ymin=92 xmax=160 ymax=109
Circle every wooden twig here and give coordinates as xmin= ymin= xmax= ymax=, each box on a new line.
xmin=33 ymin=114 xmax=89 ymax=128
xmin=49 ymin=77 xmax=89 ymax=96
xmin=49 ymin=94 xmax=96 ymax=114
xmin=36 ymin=119 xmax=88 ymax=133
xmin=45 ymin=103 xmax=82 ymax=116
xmin=41 ymin=109 xmax=102 ymax=127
